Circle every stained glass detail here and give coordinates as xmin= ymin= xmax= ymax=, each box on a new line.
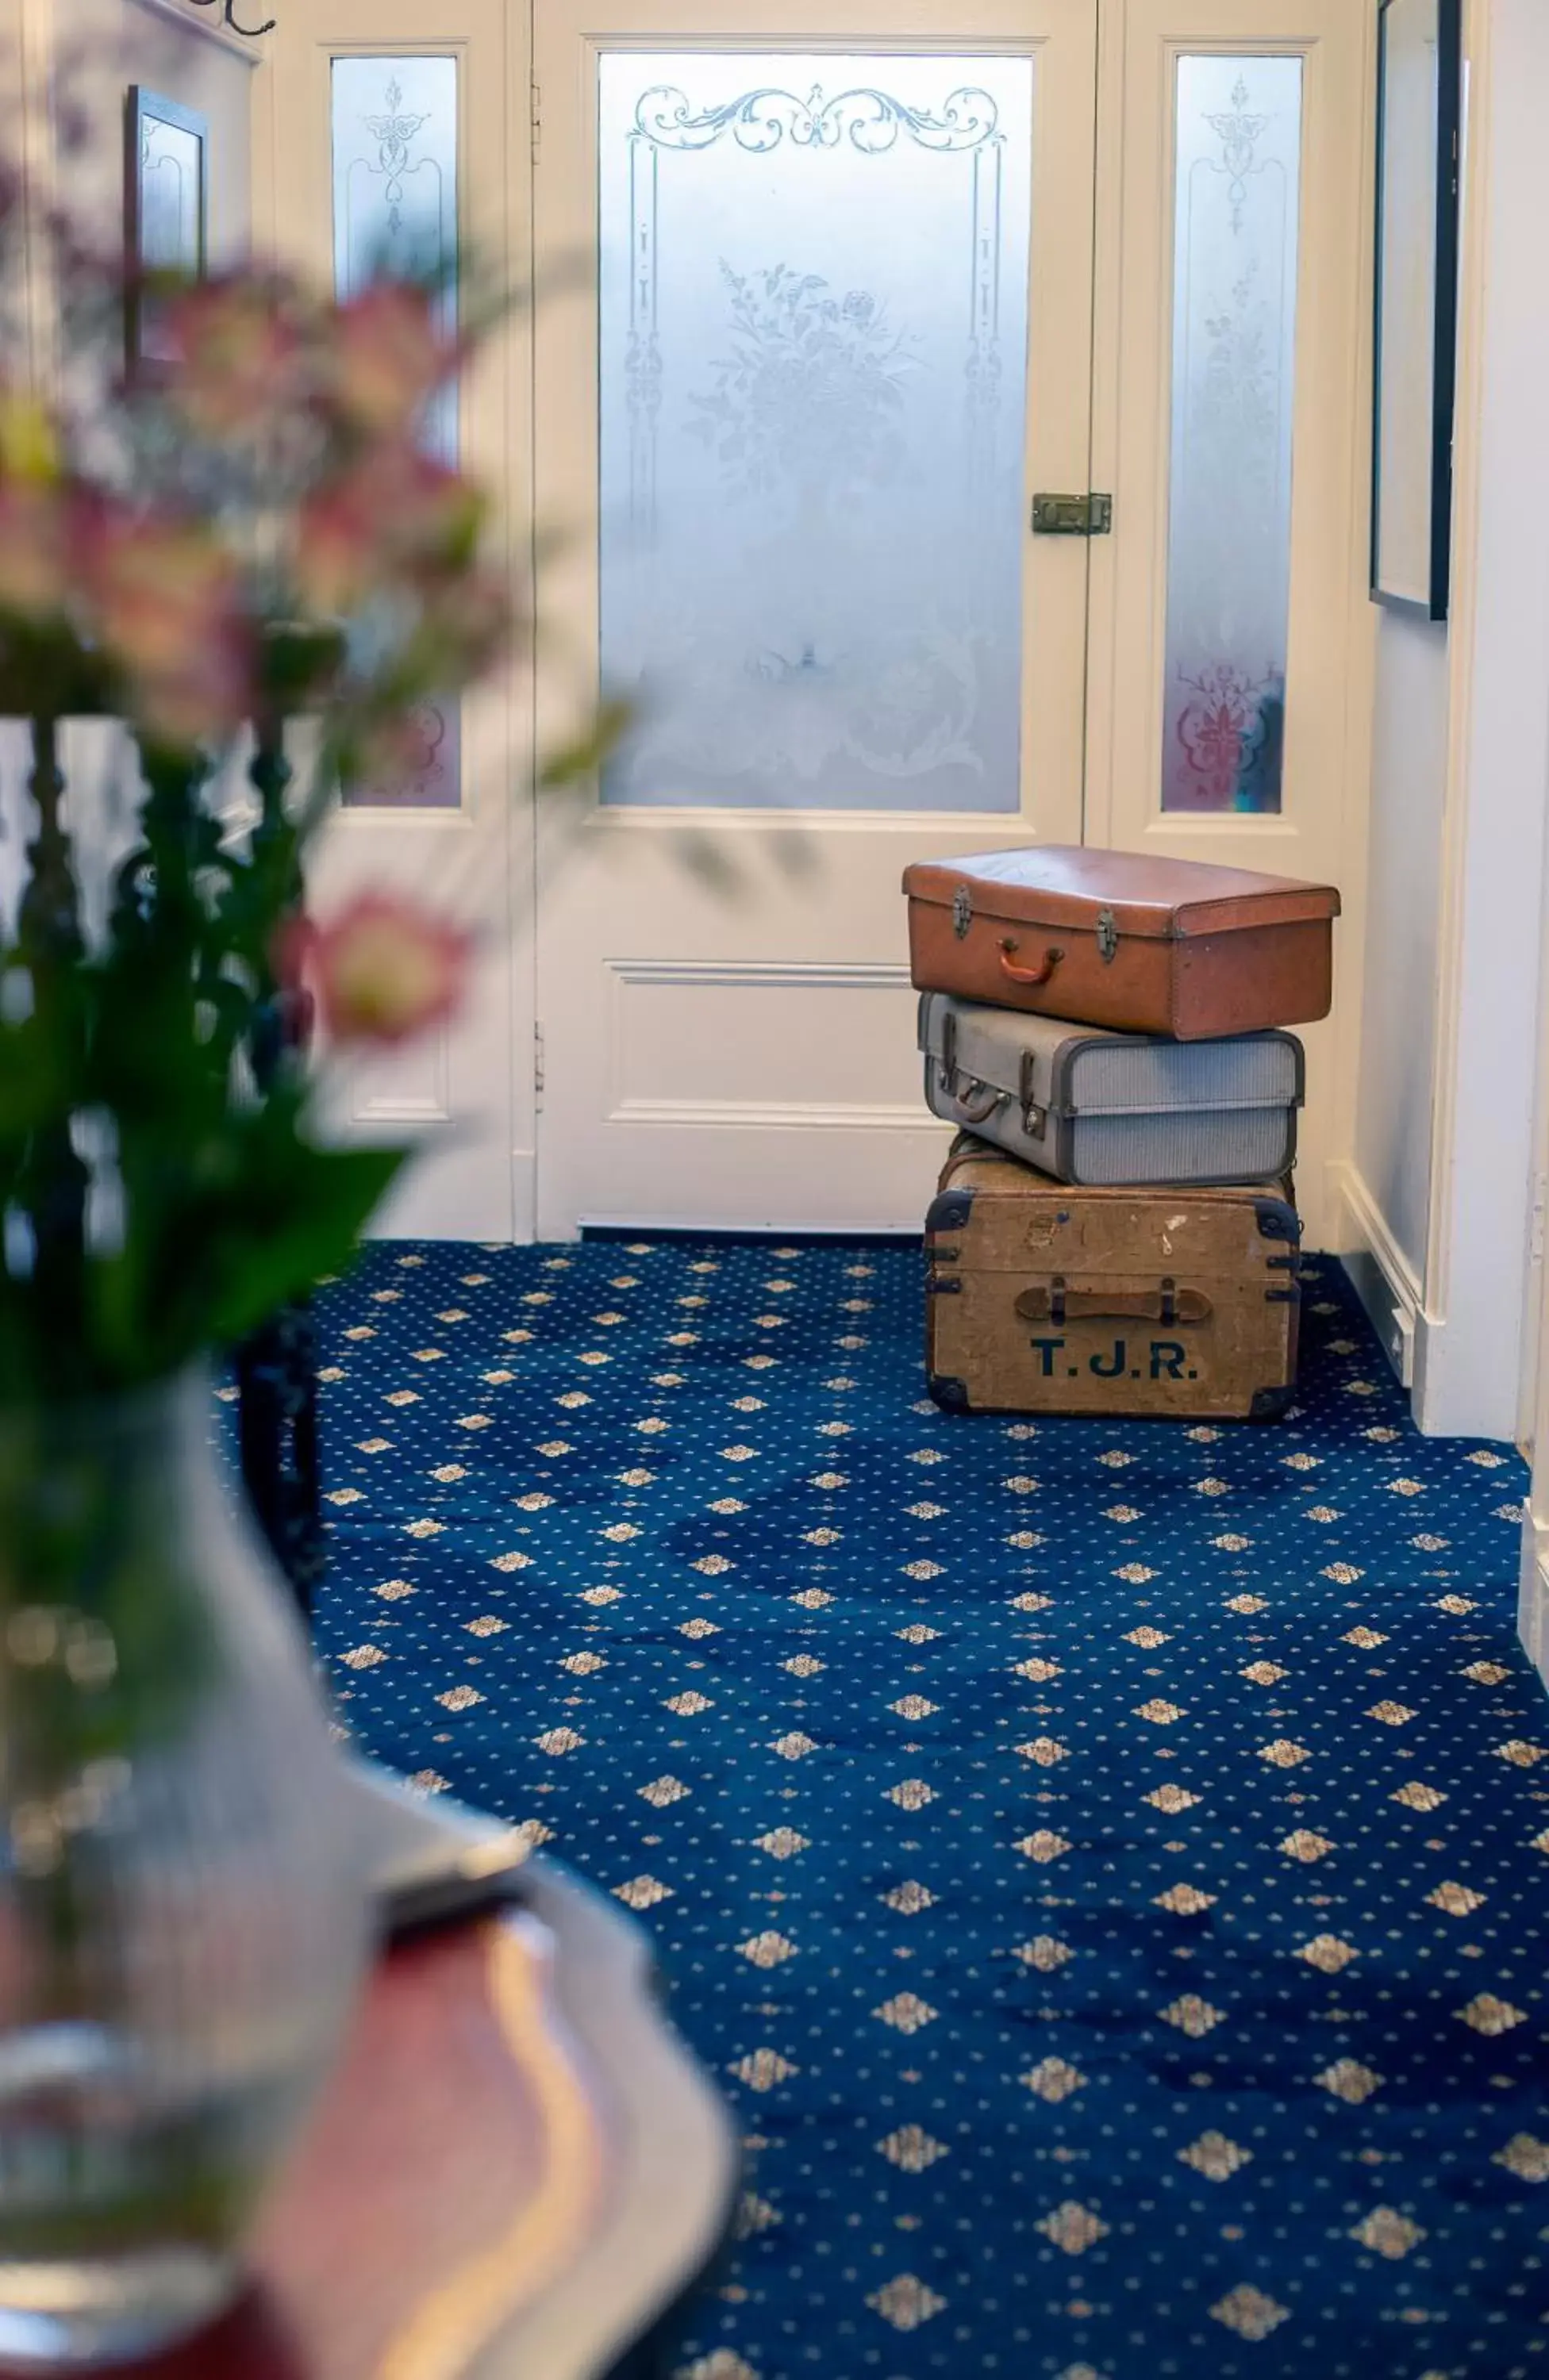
xmin=1161 ymin=58 xmax=1302 ymax=815
xmin=331 ymin=56 xmax=461 ymax=808
xmin=598 ymin=54 xmax=1033 ymax=810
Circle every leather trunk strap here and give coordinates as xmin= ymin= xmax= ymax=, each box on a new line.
xmin=1015 ymin=1282 xmax=1213 ymax=1327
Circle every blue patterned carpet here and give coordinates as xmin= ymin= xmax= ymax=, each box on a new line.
xmin=308 ymin=1239 xmax=1549 ymax=2380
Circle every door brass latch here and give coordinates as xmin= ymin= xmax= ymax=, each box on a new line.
xmin=1031 ymin=493 xmax=1113 ymax=536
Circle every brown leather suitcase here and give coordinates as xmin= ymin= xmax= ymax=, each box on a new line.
xmin=904 ymin=846 xmax=1340 ymax=1038
xmin=924 ymin=1136 xmax=1301 ymax=1420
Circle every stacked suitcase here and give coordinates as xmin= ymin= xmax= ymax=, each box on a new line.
xmin=902 ymin=846 xmax=1341 ymax=1421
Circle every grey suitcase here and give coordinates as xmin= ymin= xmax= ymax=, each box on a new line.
xmin=918 ymin=992 xmax=1303 ymax=1186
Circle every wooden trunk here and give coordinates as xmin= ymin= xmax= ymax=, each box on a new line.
xmin=924 ymin=1137 xmax=1302 ymax=1420
xmin=904 ymin=845 xmax=1340 ymax=1039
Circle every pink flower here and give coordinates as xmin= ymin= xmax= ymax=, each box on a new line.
xmin=293 ymin=482 xmax=379 ymax=618
xmin=90 ymin=512 xmax=240 ymax=671
xmin=0 ymin=479 xmax=72 ymax=618
xmin=294 ymin=447 xmax=483 ymax=616
xmin=325 ymin=285 xmax=458 ymax=439
xmin=86 ymin=510 xmax=255 ymax=744
xmin=275 ymin=893 xmax=471 ymax=1047
xmin=162 ymin=274 xmax=308 ymax=438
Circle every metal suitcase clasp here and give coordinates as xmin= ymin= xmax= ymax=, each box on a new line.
xmin=1096 ymin=907 xmax=1119 ymax=964
xmin=1018 ymin=1050 xmax=1047 ymax=1139
xmin=939 ymin=1010 xmax=1008 ymax=1123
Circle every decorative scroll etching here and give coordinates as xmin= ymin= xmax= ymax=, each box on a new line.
xmin=631 ymin=80 xmax=1005 ymax=155
xmin=598 ymin=54 xmax=1033 ymax=810
xmin=359 ymin=78 xmax=436 ymax=236
xmin=332 ymin=60 xmax=457 ymax=311
xmin=331 ymin=56 xmax=462 ymax=808
xmin=1162 ymin=60 xmax=1302 ymax=816
xmin=1203 ymin=76 xmax=1274 ymax=232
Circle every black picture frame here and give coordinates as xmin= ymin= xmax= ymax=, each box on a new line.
xmin=1371 ymin=0 xmax=1461 ymax=622
xmin=125 ymin=86 xmax=210 ymax=378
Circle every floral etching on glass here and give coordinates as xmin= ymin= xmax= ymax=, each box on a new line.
xmin=1162 ymin=61 xmax=1302 ymax=814
xmin=686 ymin=266 xmax=915 ymax=509
xmin=598 ymin=54 xmax=1033 ymax=808
xmin=332 ymin=57 xmax=463 ymax=802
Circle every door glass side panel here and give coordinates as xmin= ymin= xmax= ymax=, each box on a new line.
xmin=1161 ymin=56 xmax=1302 ymax=816
xmin=598 ymin=52 xmax=1033 ymax=811
xmin=331 ymin=54 xmax=463 ymax=810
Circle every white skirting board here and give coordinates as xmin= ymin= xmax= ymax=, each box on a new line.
xmin=1324 ymin=1161 xmax=1420 ymax=1391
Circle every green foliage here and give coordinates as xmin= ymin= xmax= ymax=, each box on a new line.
xmin=0 ymin=233 xmax=628 ymax=1407
xmin=0 ymin=727 xmax=409 ymax=1404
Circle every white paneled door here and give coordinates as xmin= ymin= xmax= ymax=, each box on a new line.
xmin=1085 ymin=0 xmax=1374 ymax=1250
xmin=531 ymin=2 xmax=1100 ymax=1234
xmin=255 ymin=0 xmax=532 ymax=1240
xmin=532 ymin=0 xmax=1371 ymax=1241
xmin=256 ymin=0 xmax=1373 ymax=1242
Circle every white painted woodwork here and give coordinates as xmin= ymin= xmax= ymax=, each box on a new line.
xmin=1086 ymin=0 xmax=1376 ymax=1256
xmin=532 ymin=0 xmax=1374 ymax=1241
xmin=1412 ymin=0 xmax=1549 ymax=1443
xmin=530 ymin=0 xmax=1098 ymax=1236
xmin=253 ymin=0 xmax=533 ymax=1242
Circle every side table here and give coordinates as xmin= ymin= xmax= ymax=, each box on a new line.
xmin=0 ymin=1782 xmax=737 ymax=2380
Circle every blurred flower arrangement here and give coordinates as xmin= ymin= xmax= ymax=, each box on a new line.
xmin=0 ymin=223 xmax=539 ymax=1405
xmin=0 ymin=148 xmax=619 ymax=2352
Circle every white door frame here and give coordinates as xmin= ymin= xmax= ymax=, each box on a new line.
xmin=1414 ymin=0 xmax=1549 ymax=1443
xmin=1086 ymin=0 xmax=1378 ymax=1256
xmin=252 ymin=0 xmax=537 ymax=1242
xmin=529 ymin=0 xmax=1100 ymax=1237
xmin=250 ymin=0 xmax=1378 ymax=1254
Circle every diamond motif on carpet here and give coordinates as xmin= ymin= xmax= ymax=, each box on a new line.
xmin=309 ymin=1243 xmax=1547 ymax=2378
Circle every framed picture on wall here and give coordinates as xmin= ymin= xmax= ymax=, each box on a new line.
xmin=1371 ymin=0 xmax=1462 ymax=620
xmin=125 ymin=86 xmax=209 ymax=374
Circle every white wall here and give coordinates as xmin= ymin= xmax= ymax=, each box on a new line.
xmin=1413 ymin=0 xmax=1549 ymax=1443
xmin=66 ymin=0 xmax=254 ymax=261
xmin=121 ymin=0 xmax=253 ymax=262
xmin=1340 ymin=0 xmax=1549 ymax=1445
xmin=1355 ymin=611 xmax=1448 ymax=1276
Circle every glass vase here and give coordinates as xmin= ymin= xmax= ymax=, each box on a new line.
xmin=0 ymin=1371 xmax=367 ymax=2367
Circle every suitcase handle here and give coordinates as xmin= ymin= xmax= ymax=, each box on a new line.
xmin=947 ymin=1071 xmax=1018 ymax=1123
xmin=998 ymin=938 xmax=1065 ymax=988
xmin=1016 ymin=1279 xmax=1213 ymax=1328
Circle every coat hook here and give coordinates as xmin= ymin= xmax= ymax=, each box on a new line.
xmin=183 ymin=0 xmax=277 ymax=36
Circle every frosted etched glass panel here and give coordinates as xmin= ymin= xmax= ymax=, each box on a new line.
xmin=332 ymin=56 xmax=461 ymax=808
xmin=332 ymin=57 xmax=458 ymax=459
xmin=598 ymin=53 xmax=1032 ymax=810
xmin=1162 ymin=58 xmax=1302 ymax=815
